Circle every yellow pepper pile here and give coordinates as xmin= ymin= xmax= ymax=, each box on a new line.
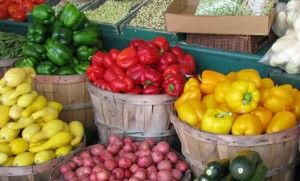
xmin=175 ymin=69 xmax=299 ymax=135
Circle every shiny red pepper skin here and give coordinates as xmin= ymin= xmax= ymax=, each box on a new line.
xmin=151 ymin=36 xmax=170 ymax=52
xmin=156 ymin=52 xmax=178 ymax=73
xmin=137 ymin=46 xmax=161 ymax=65
xmin=116 ymin=47 xmax=139 ymax=70
xmin=142 ymin=85 xmax=161 ymax=95
xmin=109 ymin=75 xmax=134 ymax=93
xmin=93 ymin=79 xmax=111 ymax=91
xmin=162 ymin=74 xmax=185 ymax=97
xmin=103 ymin=53 xmax=116 ymax=68
xmin=91 ymin=51 xmax=105 ymax=66
xmin=140 ymin=68 xmax=163 ymax=87
xmin=86 ymin=65 xmax=105 ymax=82
xmin=178 ymin=54 xmax=196 ymax=75
xmin=163 ymin=64 xmax=182 ymax=79
xmin=108 ymin=48 xmax=120 ymax=61
xmin=170 ymin=46 xmax=184 ymax=57
xmin=126 ymin=63 xmax=146 ymax=85
xmin=126 ymin=86 xmax=142 ymax=94
xmin=104 ymin=64 xmax=126 ymax=82
xmin=129 ymin=38 xmax=147 ymax=50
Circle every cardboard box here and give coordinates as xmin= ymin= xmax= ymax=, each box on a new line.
xmin=165 ymin=0 xmax=275 ymax=35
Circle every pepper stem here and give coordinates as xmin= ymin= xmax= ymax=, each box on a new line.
xmin=243 ymin=92 xmax=252 ymax=105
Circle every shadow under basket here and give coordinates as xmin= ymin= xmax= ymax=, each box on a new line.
xmin=186 ymin=31 xmax=277 ymax=53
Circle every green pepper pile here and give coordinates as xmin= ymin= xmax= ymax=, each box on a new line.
xmin=15 ymin=3 xmax=101 ymax=75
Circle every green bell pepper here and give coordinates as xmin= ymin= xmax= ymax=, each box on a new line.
xmin=74 ymin=61 xmax=90 ymax=74
xmin=27 ymin=23 xmax=48 ymax=44
xmin=44 ymin=38 xmax=73 ymax=67
xmin=76 ymin=45 xmax=97 ymax=62
xmin=31 ymin=4 xmax=55 ymax=25
xmin=15 ymin=57 xmax=39 ymax=68
xmin=68 ymin=57 xmax=80 ymax=67
xmin=22 ymin=42 xmax=47 ymax=60
xmin=36 ymin=61 xmax=57 ymax=75
xmin=52 ymin=26 xmax=73 ymax=46
xmin=54 ymin=66 xmax=76 ymax=75
xmin=59 ymin=3 xmax=87 ymax=31
xmin=73 ymin=27 xmax=99 ymax=47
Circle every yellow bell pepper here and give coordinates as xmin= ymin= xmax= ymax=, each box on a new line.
xmin=217 ymin=103 xmax=240 ymax=121
xmin=201 ymin=108 xmax=233 ymax=134
xmin=259 ymin=87 xmax=271 ymax=105
xmin=292 ymin=90 xmax=300 ymax=118
xmin=260 ymin=78 xmax=274 ymax=89
xmin=202 ymin=94 xmax=219 ymax=109
xmin=225 ymin=80 xmax=260 ymax=114
xmin=174 ymin=86 xmax=201 ymax=110
xmin=231 ymin=113 xmax=263 ymax=135
xmin=266 ymin=111 xmax=297 ymax=134
xmin=199 ymin=70 xmax=227 ymax=94
xmin=263 ymin=86 xmax=294 ymax=113
xmin=176 ymin=99 xmax=207 ymax=127
xmin=226 ymin=71 xmax=236 ymax=81
xmin=251 ymin=106 xmax=273 ymax=131
xmin=235 ymin=69 xmax=262 ymax=89
xmin=214 ymin=80 xmax=233 ymax=103
xmin=183 ymin=77 xmax=200 ymax=92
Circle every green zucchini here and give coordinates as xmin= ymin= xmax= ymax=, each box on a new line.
xmin=204 ymin=158 xmax=230 ymax=180
xmin=247 ymin=163 xmax=268 ymax=181
xmin=198 ymin=173 xmax=212 ymax=181
xmin=229 ymin=150 xmax=262 ymax=180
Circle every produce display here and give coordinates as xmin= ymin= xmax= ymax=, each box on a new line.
xmin=0 ymin=31 xmax=26 ymax=60
xmin=87 ymin=36 xmax=196 ymax=96
xmin=84 ymin=0 xmax=142 ymax=24
xmin=57 ymin=134 xmax=189 ymax=181
xmin=15 ymin=3 xmax=101 ymax=75
xmin=128 ymin=0 xmax=173 ymax=30
xmin=0 ymin=67 xmax=85 ymax=166
xmin=51 ymin=0 xmax=90 ymax=15
xmin=175 ymin=68 xmax=300 ymax=135
xmin=0 ymin=0 xmax=46 ymax=21
xmin=197 ymin=150 xmax=267 ymax=181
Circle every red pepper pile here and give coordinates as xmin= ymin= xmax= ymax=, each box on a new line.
xmin=86 ymin=36 xmax=196 ymax=97
xmin=0 ymin=0 xmax=46 ymax=21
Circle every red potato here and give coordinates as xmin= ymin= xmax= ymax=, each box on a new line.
xmin=91 ymin=144 xmax=105 ymax=156
xmin=101 ymin=150 xmax=114 ymax=160
xmin=92 ymin=165 xmax=105 ymax=173
xmin=104 ymin=158 xmax=118 ymax=171
xmin=78 ymin=175 xmax=90 ymax=181
xmin=139 ymin=141 xmax=151 ymax=150
xmin=83 ymin=156 xmax=95 ymax=167
xmin=118 ymin=149 xmax=124 ymax=157
xmin=157 ymin=160 xmax=172 ymax=171
xmin=80 ymin=150 xmax=92 ymax=158
xmin=147 ymin=171 xmax=158 ymax=181
xmin=147 ymin=165 xmax=157 ymax=173
xmin=123 ymin=136 xmax=133 ymax=144
xmin=155 ymin=141 xmax=170 ymax=154
xmin=165 ymin=152 xmax=179 ymax=164
xmin=112 ymin=168 xmax=125 ymax=180
xmin=145 ymin=138 xmax=155 ymax=147
xmin=64 ymin=170 xmax=76 ymax=180
xmin=76 ymin=166 xmax=92 ymax=177
xmin=130 ymin=164 xmax=139 ymax=174
xmin=139 ymin=149 xmax=152 ymax=157
xmin=124 ymin=169 xmax=132 ymax=178
xmin=137 ymin=155 xmax=153 ymax=168
xmin=109 ymin=134 xmax=122 ymax=145
xmin=157 ymin=170 xmax=174 ymax=181
xmin=93 ymin=156 xmax=104 ymax=164
xmin=97 ymin=169 xmax=111 ymax=181
xmin=114 ymin=140 xmax=125 ymax=148
xmin=172 ymin=169 xmax=183 ymax=180
xmin=107 ymin=144 xmax=120 ymax=155
xmin=68 ymin=161 xmax=77 ymax=169
xmin=123 ymin=143 xmax=135 ymax=153
xmin=123 ymin=152 xmax=138 ymax=163
xmin=151 ymin=151 xmax=164 ymax=164
xmin=118 ymin=157 xmax=132 ymax=169
xmin=129 ymin=177 xmax=141 ymax=181
xmin=175 ymin=160 xmax=188 ymax=172
xmin=60 ymin=164 xmax=72 ymax=174
xmin=90 ymin=173 xmax=98 ymax=181
xmin=134 ymin=168 xmax=147 ymax=180
xmin=72 ymin=156 xmax=84 ymax=167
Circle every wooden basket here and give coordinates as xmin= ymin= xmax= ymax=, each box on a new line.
xmin=0 ymin=136 xmax=86 ymax=181
xmin=169 ymin=107 xmax=300 ymax=181
xmin=32 ymin=74 xmax=95 ymax=131
xmin=0 ymin=58 xmax=19 ymax=78
xmin=186 ymin=31 xmax=277 ymax=53
xmin=87 ymin=81 xmax=179 ymax=148
xmin=49 ymin=144 xmax=192 ymax=181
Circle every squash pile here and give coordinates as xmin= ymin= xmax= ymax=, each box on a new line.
xmin=175 ymin=69 xmax=300 ymax=135
xmin=0 ymin=67 xmax=84 ymax=166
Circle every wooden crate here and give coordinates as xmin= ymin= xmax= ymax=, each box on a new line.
xmin=32 ymin=74 xmax=95 ymax=131
xmin=87 ymin=81 xmax=179 ymax=148
xmin=169 ymin=107 xmax=300 ymax=180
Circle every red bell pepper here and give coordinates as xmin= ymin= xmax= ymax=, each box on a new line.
xmin=93 ymin=79 xmax=111 ymax=91
xmin=126 ymin=86 xmax=142 ymax=95
xmin=103 ymin=53 xmax=116 ymax=68
xmin=163 ymin=64 xmax=182 ymax=79
xmin=151 ymin=36 xmax=170 ymax=53
xmin=129 ymin=38 xmax=147 ymax=50
xmin=86 ymin=65 xmax=105 ymax=82
xmin=156 ymin=52 xmax=178 ymax=73
xmin=126 ymin=63 xmax=146 ymax=85
xmin=140 ymin=67 xmax=163 ymax=87
xmin=142 ymin=85 xmax=161 ymax=95
xmin=162 ymin=74 xmax=185 ymax=97
xmin=109 ymin=75 xmax=134 ymax=93
xmin=91 ymin=51 xmax=105 ymax=66
xmin=108 ymin=48 xmax=120 ymax=61
xmin=170 ymin=46 xmax=184 ymax=57
xmin=178 ymin=54 xmax=196 ymax=75
xmin=104 ymin=64 xmax=126 ymax=82
xmin=137 ymin=45 xmax=161 ymax=65
xmin=116 ymin=47 xmax=139 ymax=70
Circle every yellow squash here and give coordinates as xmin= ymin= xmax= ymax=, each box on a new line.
xmin=30 ymin=119 xmax=64 ymax=143
xmin=69 ymin=120 xmax=84 ymax=146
